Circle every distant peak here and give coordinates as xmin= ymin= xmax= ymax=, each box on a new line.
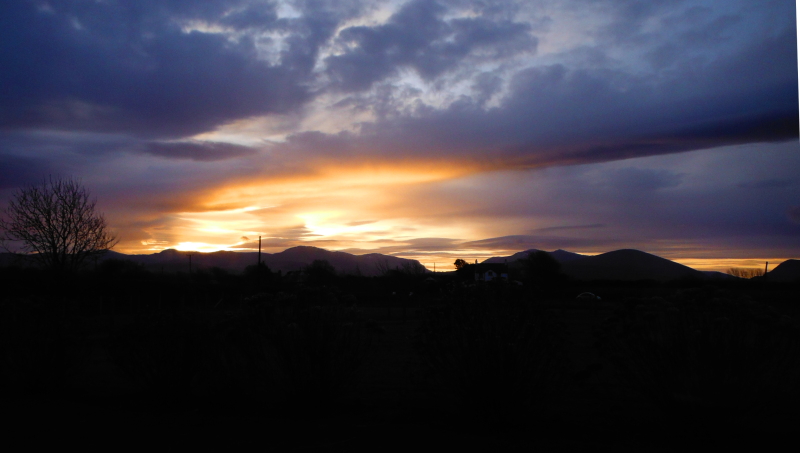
xmin=285 ymin=245 xmax=323 ymax=251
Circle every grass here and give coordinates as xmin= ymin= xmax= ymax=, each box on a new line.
xmin=3 ymin=284 xmax=800 ymax=449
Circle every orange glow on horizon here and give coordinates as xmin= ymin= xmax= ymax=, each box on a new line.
xmin=116 ymin=164 xmax=477 ymax=256
xmin=111 ymin=163 xmax=795 ymax=273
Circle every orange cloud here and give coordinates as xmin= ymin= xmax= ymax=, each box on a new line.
xmin=114 ymin=162 xmax=476 ymax=254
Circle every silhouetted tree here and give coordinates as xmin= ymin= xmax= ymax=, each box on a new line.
xmin=375 ymin=260 xmax=391 ymax=276
xmin=523 ymin=251 xmax=562 ymax=287
xmin=0 ymin=176 xmax=117 ymax=274
xmin=454 ymin=258 xmax=476 ymax=281
xmin=306 ymin=259 xmax=337 ymax=285
xmin=245 ymin=262 xmax=272 ymax=281
xmin=726 ymin=267 xmax=764 ymax=279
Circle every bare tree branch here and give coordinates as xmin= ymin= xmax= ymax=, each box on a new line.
xmin=726 ymin=267 xmax=765 ymax=279
xmin=0 ymin=176 xmax=118 ymax=273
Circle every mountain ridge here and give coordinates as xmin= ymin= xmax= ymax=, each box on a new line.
xmin=483 ymin=248 xmax=708 ymax=281
xmin=104 ymin=246 xmax=426 ymax=277
xmin=2 ymin=246 xmax=798 ymax=282
xmin=767 ymin=259 xmax=800 ymax=282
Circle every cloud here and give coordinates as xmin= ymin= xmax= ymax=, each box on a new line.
xmin=0 ymin=0 xmax=364 ymax=138
xmin=325 ymin=0 xmax=536 ymax=91
xmin=298 ymin=16 xmax=796 ymax=173
xmin=346 ymin=220 xmax=378 ymax=226
xmin=142 ymin=141 xmax=259 ymax=161
xmin=1 ymin=1 xmax=798 ymax=265
xmin=2 ymin=0 xmax=795 ymax=163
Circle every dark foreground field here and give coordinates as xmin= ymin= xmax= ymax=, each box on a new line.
xmin=2 ymin=283 xmax=800 ymax=451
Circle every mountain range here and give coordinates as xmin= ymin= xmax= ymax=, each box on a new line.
xmin=1 ymin=246 xmax=798 ymax=282
xmin=93 ymin=246 xmax=424 ymax=277
xmin=482 ymin=249 xmax=799 ymax=282
xmin=482 ymin=248 xmax=703 ymax=281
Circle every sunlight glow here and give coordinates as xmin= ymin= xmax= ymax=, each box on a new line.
xmin=119 ymin=165 xmax=473 ymax=255
xmin=672 ymin=258 xmax=788 ymax=273
xmin=174 ymin=242 xmax=236 ymax=252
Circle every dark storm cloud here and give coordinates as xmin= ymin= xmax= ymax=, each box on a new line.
xmin=297 ymin=0 xmax=796 ymax=171
xmin=325 ymin=0 xmax=536 ymax=91
xmin=0 ymin=0 xmax=366 ymax=139
xmin=142 ymin=141 xmax=259 ymax=161
xmin=0 ymin=131 xmax=130 ymax=189
xmin=2 ymin=0 xmax=794 ymax=163
xmin=337 ymin=15 xmax=796 ymax=168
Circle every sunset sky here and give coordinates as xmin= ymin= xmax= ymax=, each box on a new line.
xmin=1 ymin=0 xmax=798 ymax=271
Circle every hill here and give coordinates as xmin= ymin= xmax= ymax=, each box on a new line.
xmin=483 ymin=248 xmax=703 ymax=281
xmin=0 ymin=246 xmax=426 ymax=277
xmin=114 ymin=246 xmax=425 ymax=277
xmin=483 ymin=249 xmax=586 ymax=265
xmin=767 ymin=259 xmax=800 ymax=282
xmin=701 ymin=271 xmax=738 ymax=280
xmin=560 ymin=249 xmax=705 ymax=282
xmin=262 ymin=246 xmax=424 ymax=276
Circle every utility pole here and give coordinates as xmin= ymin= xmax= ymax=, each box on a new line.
xmin=258 ymin=236 xmax=263 ymax=287
xmin=187 ymin=253 xmax=193 ymax=275
xmin=765 ymin=261 xmax=769 ymax=276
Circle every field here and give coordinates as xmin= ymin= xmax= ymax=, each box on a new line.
xmin=2 ymin=280 xmax=800 ymax=451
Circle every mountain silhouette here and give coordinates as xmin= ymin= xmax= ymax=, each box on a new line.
xmin=483 ymin=249 xmax=586 ymax=265
xmin=484 ymin=248 xmax=706 ymax=281
xmin=95 ymin=246 xmax=424 ymax=277
xmin=560 ymin=249 xmax=705 ymax=281
xmin=2 ymin=246 xmax=798 ymax=282
xmin=767 ymin=259 xmax=800 ymax=282
xmin=701 ymin=270 xmax=738 ymax=280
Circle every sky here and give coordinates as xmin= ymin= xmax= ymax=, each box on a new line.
xmin=0 ymin=0 xmax=798 ymax=272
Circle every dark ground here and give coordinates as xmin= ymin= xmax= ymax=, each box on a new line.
xmin=3 ymin=283 xmax=799 ymax=451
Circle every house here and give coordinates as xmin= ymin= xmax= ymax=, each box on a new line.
xmin=474 ymin=263 xmax=509 ymax=282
